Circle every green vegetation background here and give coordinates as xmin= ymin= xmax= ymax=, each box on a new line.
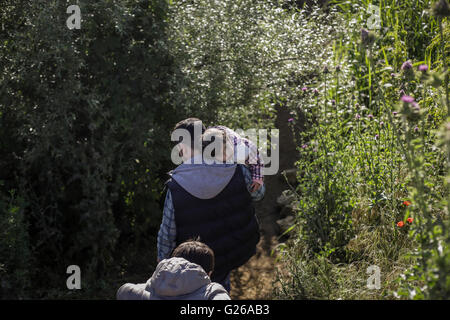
xmin=0 ymin=0 xmax=448 ymax=299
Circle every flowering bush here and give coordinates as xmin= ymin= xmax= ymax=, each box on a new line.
xmin=167 ymin=0 xmax=345 ymax=129
xmin=276 ymin=0 xmax=449 ymax=300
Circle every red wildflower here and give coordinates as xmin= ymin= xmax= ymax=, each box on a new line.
xmin=397 ymin=221 xmax=404 ymax=227
xmin=403 ymin=200 xmax=411 ymax=206
xmin=407 ymin=217 xmax=413 ymax=223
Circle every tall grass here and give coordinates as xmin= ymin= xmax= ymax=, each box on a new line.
xmin=275 ymin=0 xmax=449 ymax=299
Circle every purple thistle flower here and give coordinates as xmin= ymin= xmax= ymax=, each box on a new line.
xmin=412 ymin=102 xmax=420 ymax=111
xmin=375 ymin=134 xmax=379 ymax=140
xmin=418 ymin=64 xmax=428 ymax=72
xmin=301 ymin=144 xmax=308 ymax=149
xmin=393 ymin=111 xmax=398 ymax=116
xmin=302 ymin=87 xmax=308 ymax=92
xmin=432 ymin=0 xmax=450 ymax=17
xmin=380 ymin=121 xmax=384 ymax=126
xmin=401 ymin=95 xmax=415 ymax=103
xmin=414 ymin=126 xmax=419 ymax=132
xmin=361 ymin=28 xmax=369 ymax=42
xmin=401 ymin=60 xmax=413 ymax=70
xmin=355 ymin=114 xmax=361 ymax=120
xmin=367 ymin=114 xmax=374 ymax=119
xmin=288 ymin=118 xmax=294 ymax=122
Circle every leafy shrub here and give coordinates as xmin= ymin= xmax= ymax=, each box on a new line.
xmin=276 ymin=0 xmax=449 ymax=299
xmin=167 ymin=0 xmax=345 ymax=129
xmin=0 ymin=187 xmax=31 ymax=299
xmin=0 ymin=0 xmax=189 ymax=298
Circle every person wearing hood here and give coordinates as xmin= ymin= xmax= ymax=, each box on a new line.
xmin=117 ymin=240 xmax=230 ymax=300
xmin=157 ymin=118 xmax=263 ymax=293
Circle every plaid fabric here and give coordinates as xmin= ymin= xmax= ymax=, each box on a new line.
xmin=157 ymin=165 xmax=264 ymax=261
xmin=157 ymin=190 xmax=177 ymax=261
xmin=211 ymin=126 xmax=264 ymax=182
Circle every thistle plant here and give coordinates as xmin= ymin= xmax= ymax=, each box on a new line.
xmin=276 ymin=0 xmax=449 ymax=300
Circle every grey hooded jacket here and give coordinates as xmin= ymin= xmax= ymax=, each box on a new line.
xmin=116 ymin=257 xmax=230 ymax=300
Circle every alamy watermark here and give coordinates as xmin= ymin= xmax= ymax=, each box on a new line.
xmin=170 ymin=124 xmax=279 ymax=176
xmin=366 ymin=265 xmax=381 ymax=290
xmin=64 ymin=5 xmax=380 ymax=34
xmin=367 ymin=4 xmax=381 ymax=30
xmin=66 ymin=5 xmax=81 ymax=30
xmin=66 ymin=265 xmax=81 ymax=290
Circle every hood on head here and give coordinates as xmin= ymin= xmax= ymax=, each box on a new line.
xmin=170 ymin=156 xmax=237 ymax=199
xmin=146 ymin=257 xmax=211 ymax=297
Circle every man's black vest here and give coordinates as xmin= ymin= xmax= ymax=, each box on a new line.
xmin=166 ymin=165 xmax=260 ymax=282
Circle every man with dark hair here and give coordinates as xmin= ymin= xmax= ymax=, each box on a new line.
xmin=173 ymin=117 xmax=206 ymax=138
xmin=116 ymin=240 xmax=229 ymax=300
xmin=158 ymin=118 xmax=263 ymax=293
xmin=171 ymin=117 xmax=206 ymax=163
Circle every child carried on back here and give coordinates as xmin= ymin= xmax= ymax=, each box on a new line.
xmin=203 ymin=125 xmax=265 ymax=193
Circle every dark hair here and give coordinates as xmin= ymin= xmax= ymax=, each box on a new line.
xmin=173 ymin=118 xmax=206 ymax=148
xmin=201 ymin=127 xmax=227 ymax=160
xmin=171 ymin=239 xmax=215 ymax=274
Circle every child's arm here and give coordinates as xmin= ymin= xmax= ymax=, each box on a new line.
xmin=212 ymin=125 xmax=265 ymax=190
xmin=240 ymin=165 xmax=265 ymax=202
xmin=241 ymin=138 xmax=264 ymax=191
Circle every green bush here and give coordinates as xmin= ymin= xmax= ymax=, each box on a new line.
xmin=0 ymin=0 xmax=190 ymax=298
xmin=0 ymin=187 xmax=31 ymax=299
xmin=275 ymin=0 xmax=449 ymax=299
xmin=1 ymin=0 xmax=342 ymax=299
xmin=1 ymin=0 xmax=447 ymax=300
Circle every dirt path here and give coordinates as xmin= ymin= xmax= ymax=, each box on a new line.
xmin=230 ymin=106 xmax=301 ymax=299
